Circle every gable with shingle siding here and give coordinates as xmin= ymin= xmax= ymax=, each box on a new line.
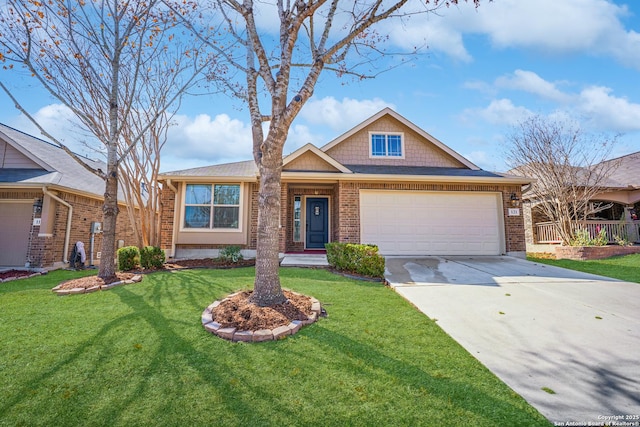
xmin=324 ymin=115 xmax=466 ymax=168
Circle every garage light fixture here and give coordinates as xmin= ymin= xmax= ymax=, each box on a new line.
xmin=33 ymin=198 xmax=43 ymax=213
xmin=510 ymin=193 xmax=520 ymax=207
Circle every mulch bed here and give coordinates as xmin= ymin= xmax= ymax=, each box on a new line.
xmin=49 ymin=257 xmax=319 ymax=334
xmin=0 ymin=270 xmax=36 ymax=281
xmin=55 ymin=272 xmax=137 ymax=290
xmin=213 ymin=290 xmax=313 ymax=331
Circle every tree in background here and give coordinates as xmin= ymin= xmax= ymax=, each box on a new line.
xmin=171 ymin=0 xmax=483 ymax=306
xmin=0 ymin=0 xmax=212 ymax=278
xmin=505 ymin=115 xmax=620 ymax=245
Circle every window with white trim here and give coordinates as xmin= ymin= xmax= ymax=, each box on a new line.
xmin=184 ymin=184 xmax=240 ymax=229
xmin=369 ymin=132 xmax=404 ymax=158
xmin=293 ymin=196 xmax=302 ymax=242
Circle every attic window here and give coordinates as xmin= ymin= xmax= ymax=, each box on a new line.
xmin=370 ymin=132 xmax=404 ymax=158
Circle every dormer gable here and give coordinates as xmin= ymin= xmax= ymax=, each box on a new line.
xmin=283 ymin=143 xmax=351 ymax=173
xmin=321 ymin=108 xmax=478 ymax=170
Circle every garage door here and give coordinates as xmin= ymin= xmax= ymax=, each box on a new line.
xmin=360 ymin=190 xmax=504 ymax=255
xmin=0 ymin=202 xmax=32 ymax=266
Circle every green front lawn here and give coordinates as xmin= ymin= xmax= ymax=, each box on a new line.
xmin=529 ymin=253 xmax=640 ymax=283
xmin=0 ymin=268 xmax=549 ymax=426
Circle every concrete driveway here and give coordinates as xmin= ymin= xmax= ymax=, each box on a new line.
xmin=385 ymin=256 xmax=640 ymax=425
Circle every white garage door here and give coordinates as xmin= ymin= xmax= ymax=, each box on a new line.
xmin=360 ymin=190 xmax=504 ymax=256
xmin=0 ymin=201 xmax=32 ymax=266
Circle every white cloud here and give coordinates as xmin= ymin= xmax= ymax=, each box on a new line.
xmin=464 ymin=99 xmax=533 ymax=126
xmin=577 ymin=86 xmax=640 ymax=131
xmin=385 ymin=12 xmax=473 ymax=62
xmin=468 ymin=71 xmax=640 ymax=133
xmin=299 ymin=96 xmax=394 ymax=131
xmin=162 ymin=113 xmax=330 ymax=172
xmin=385 ymin=0 xmax=640 ymax=69
xmin=283 ymin=124 xmax=325 ymax=155
xmin=9 ymin=104 xmax=102 ymax=159
xmin=495 ymin=70 xmax=572 ymax=103
xmin=163 ymin=113 xmax=253 ymax=171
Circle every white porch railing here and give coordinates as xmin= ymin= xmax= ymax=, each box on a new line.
xmin=535 ymin=221 xmax=640 ymax=244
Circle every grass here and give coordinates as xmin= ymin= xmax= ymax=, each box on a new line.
xmin=0 ymin=268 xmax=550 ymax=427
xmin=528 ymin=253 xmax=640 ymax=283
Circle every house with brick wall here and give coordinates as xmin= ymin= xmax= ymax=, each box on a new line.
xmin=158 ymin=108 xmax=532 ymax=259
xmin=0 ymin=124 xmax=135 ymax=269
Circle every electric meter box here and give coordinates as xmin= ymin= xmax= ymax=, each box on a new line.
xmin=91 ymin=222 xmax=103 ymax=233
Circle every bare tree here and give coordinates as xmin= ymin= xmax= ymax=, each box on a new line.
xmin=505 ymin=115 xmax=620 ymax=245
xmin=0 ymin=0 xmax=211 ymax=279
xmin=118 ymin=111 xmax=171 ymax=248
xmin=170 ymin=0 xmax=482 ymax=306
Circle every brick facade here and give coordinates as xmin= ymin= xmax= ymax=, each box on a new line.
xmin=159 ymin=179 xmax=527 ymax=256
xmin=1 ymin=189 xmax=135 ymax=268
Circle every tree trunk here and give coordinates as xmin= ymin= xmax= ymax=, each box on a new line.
xmin=249 ymin=146 xmax=286 ymax=307
xmin=98 ymin=166 xmax=119 ymax=279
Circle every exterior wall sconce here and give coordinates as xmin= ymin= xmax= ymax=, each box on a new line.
xmin=33 ymin=198 xmax=43 ymax=213
xmin=510 ymin=193 xmax=520 ymax=207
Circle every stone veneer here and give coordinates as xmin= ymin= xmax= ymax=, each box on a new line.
xmin=201 ymin=291 xmax=323 ymax=342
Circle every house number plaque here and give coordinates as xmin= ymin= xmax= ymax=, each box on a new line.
xmin=508 ymin=208 xmax=520 ymax=216
xmin=314 ymin=206 xmax=321 ymax=216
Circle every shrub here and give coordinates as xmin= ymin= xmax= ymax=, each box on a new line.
xmin=613 ymin=234 xmax=632 ymax=247
xmin=593 ymin=228 xmax=609 ymax=246
xmin=325 ymin=242 xmax=385 ymax=278
xmin=117 ymin=246 xmax=140 ymax=271
xmin=570 ymin=228 xmax=608 ymax=247
xmin=219 ymin=245 xmax=243 ymax=263
xmin=140 ymin=246 xmax=165 ymax=269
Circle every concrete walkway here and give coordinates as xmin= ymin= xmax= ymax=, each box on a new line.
xmin=280 ymin=253 xmax=329 ymax=267
xmin=385 ymin=256 xmax=640 ymax=425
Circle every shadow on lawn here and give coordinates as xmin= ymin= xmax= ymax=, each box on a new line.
xmin=290 ymin=326 xmax=547 ymax=425
xmin=0 ymin=269 xmax=547 ymax=425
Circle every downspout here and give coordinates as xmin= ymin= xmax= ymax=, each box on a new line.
xmin=166 ymin=179 xmax=178 ymax=258
xmin=43 ymin=186 xmax=73 ymax=263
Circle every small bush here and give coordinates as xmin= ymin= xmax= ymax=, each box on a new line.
xmin=140 ymin=246 xmax=165 ymax=269
xmin=117 ymin=246 xmax=140 ymax=271
xmin=219 ymin=245 xmax=243 ymax=263
xmin=325 ymin=242 xmax=385 ymax=278
xmin=570 ymin=228 xmax=608 ymax=246
xmin=613 ymin=234 xmax=632 ymax=247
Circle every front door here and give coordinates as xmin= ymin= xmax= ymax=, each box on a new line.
xmin=306 ymin=198 xmax=328 ymax=249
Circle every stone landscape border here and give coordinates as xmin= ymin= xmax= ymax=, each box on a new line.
xmin=0 ymin=272 xmax=44 ymax=283
xmin=52 ymin=275 xmax=143 ymax=295
xmin=201 ymin=291 xmax=323 ymax=342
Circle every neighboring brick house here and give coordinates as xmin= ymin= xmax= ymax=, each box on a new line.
xmin=0 ymin=124 xmax=135 ymax=269
xmin=158 ymin=108 xmax=532 ymax=259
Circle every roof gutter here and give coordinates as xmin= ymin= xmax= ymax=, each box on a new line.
xmin=43 ymin=186 xmax=72 ymax=263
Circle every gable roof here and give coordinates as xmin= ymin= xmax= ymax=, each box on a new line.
xmin=283 ymin=143 xmax=352 ymax=173
xmin=0 ymin=123 xmax=107 ymax=198
xmin=320 ymin=108 xmax=480 ymax=170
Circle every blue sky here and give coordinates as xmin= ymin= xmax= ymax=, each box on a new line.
xmin=1 ymin=0 xmax=640 ymax=173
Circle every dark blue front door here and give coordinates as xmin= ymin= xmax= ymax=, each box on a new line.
xmin=306 ymin=198 xmax=328 ymax=249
